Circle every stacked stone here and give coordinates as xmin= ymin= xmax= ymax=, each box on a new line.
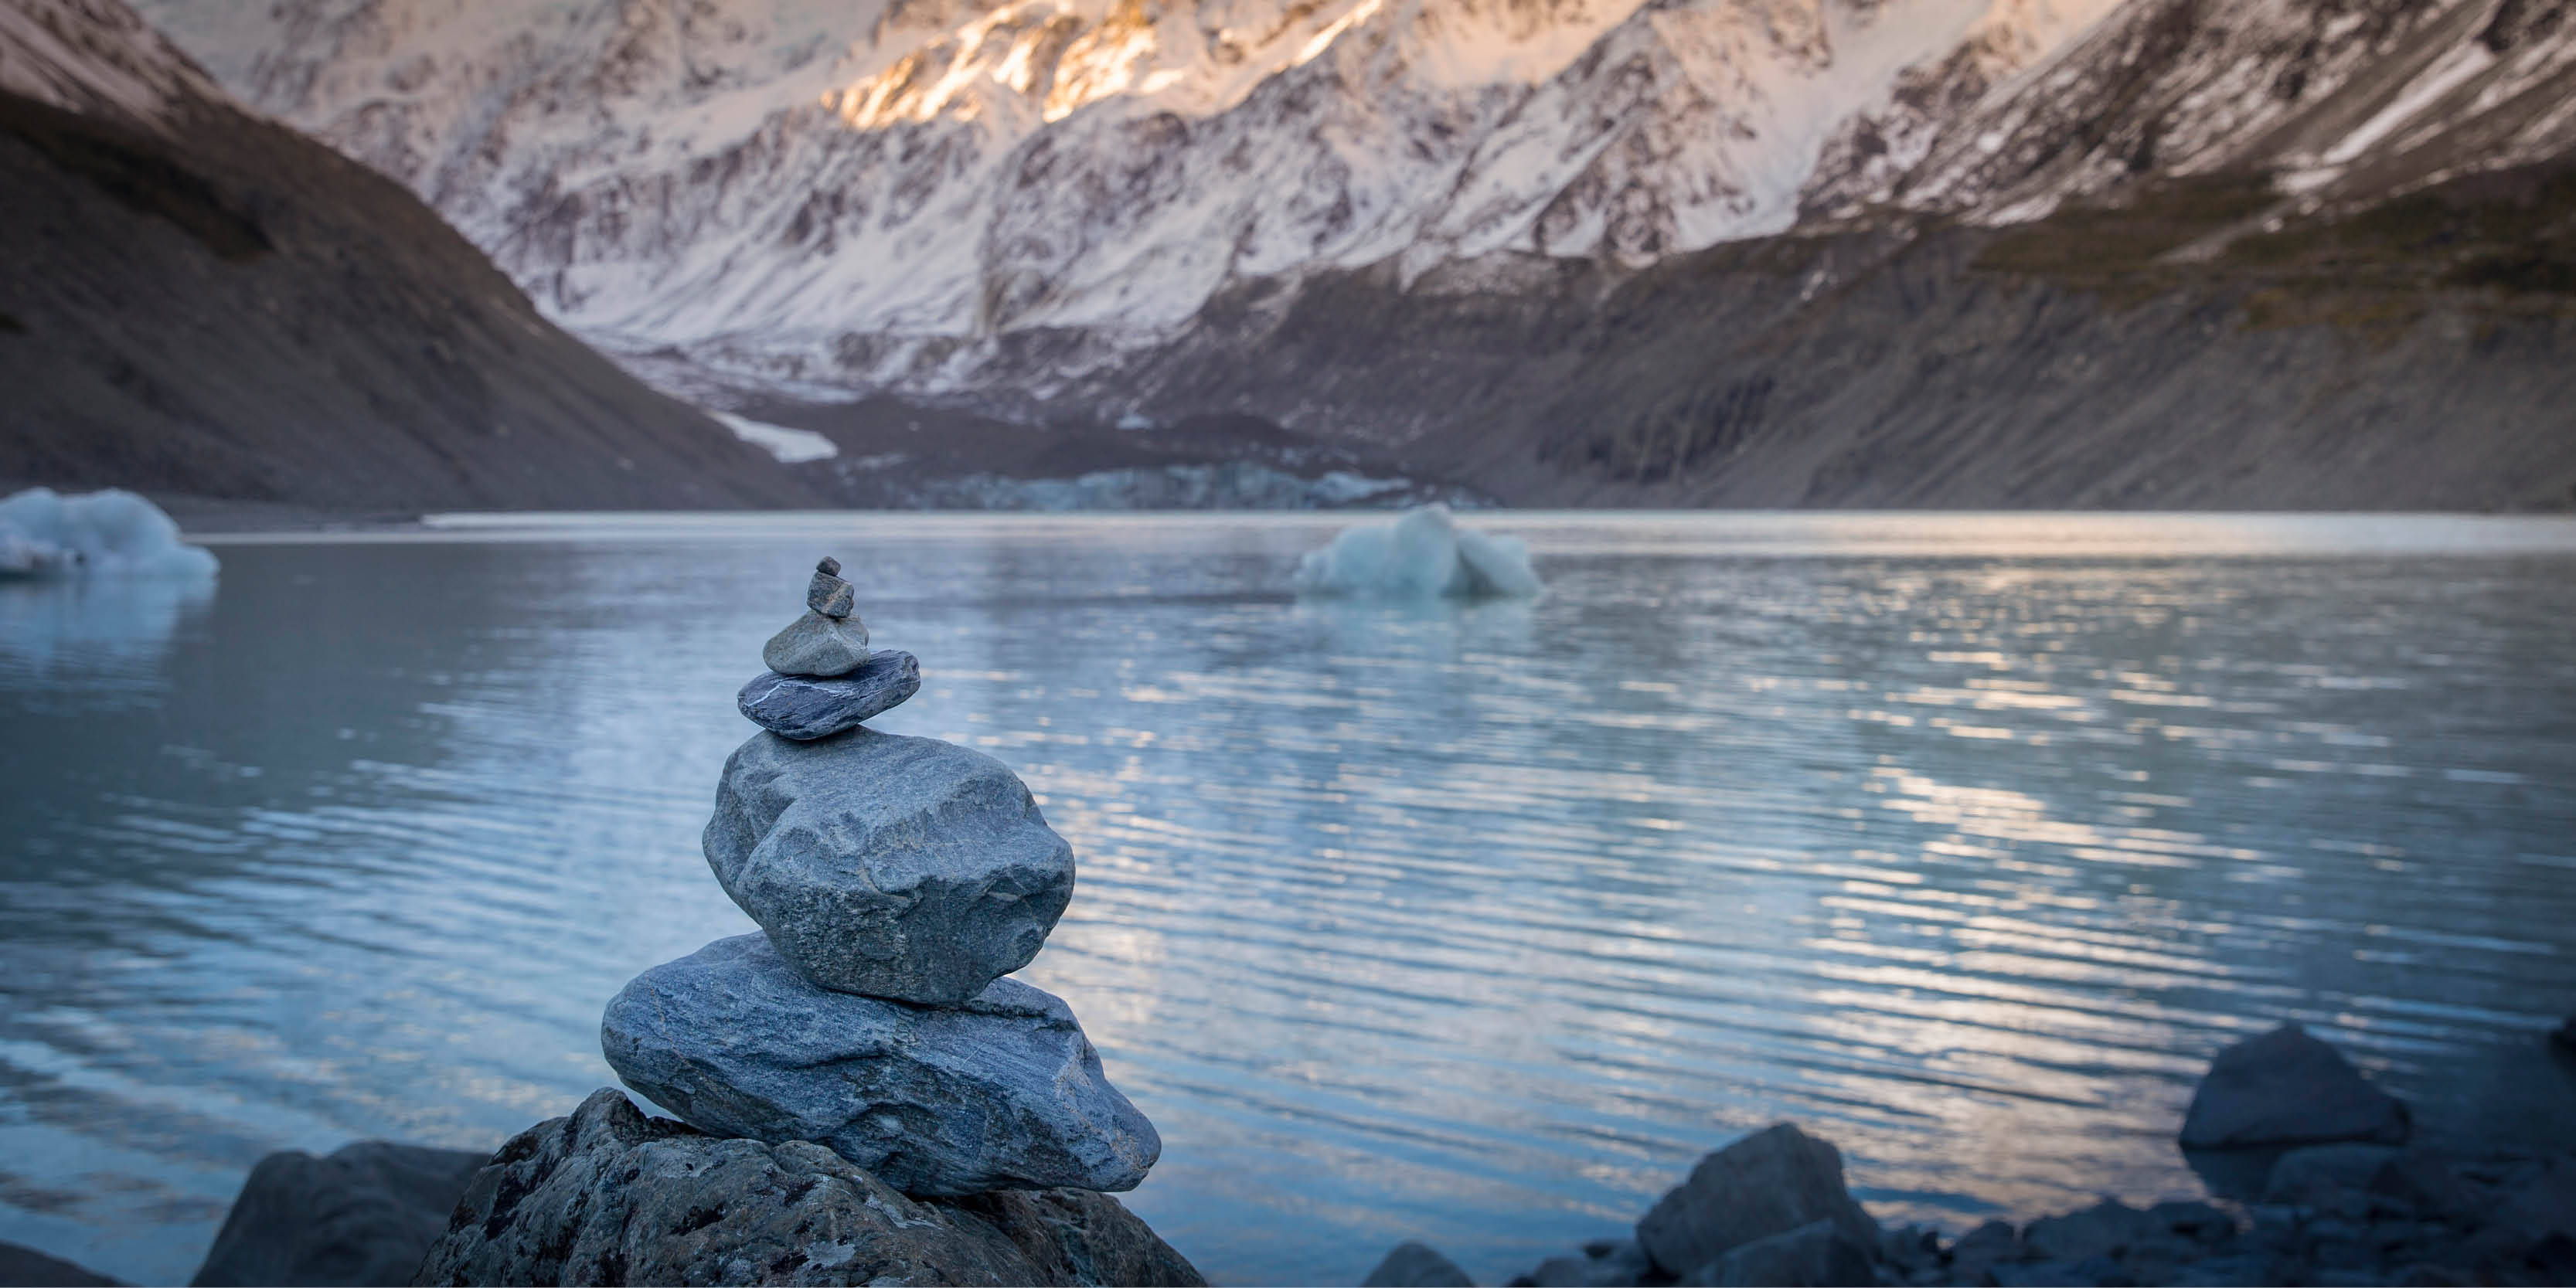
xmin=599 ymin=557 xmax=1160 ymax=1198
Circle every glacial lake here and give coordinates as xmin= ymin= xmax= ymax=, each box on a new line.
xmin=4 ymin=511 xmax=2575 ymax=1286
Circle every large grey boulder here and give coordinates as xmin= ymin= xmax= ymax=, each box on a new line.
xmin=705 ymin=729 xmax=1074 ymax=1004
xmin=410 ymin=1089 xmax=1203 ymax=1287
xmin=191 ymin=1140 xmax=489 ymax=1286
xmin=600 ymin=933 xmax=1157 ymax=1197
xmin=2178 ymin=1023 xmax=2410 ymax=1149
xmin=736 ymin=652 xmax=920 ymax=741
xmin=1634 ymin=1123 xmax=1880 ymax=1277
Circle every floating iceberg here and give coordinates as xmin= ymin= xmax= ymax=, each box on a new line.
xmin=0 ymin=488 xmax=219 ymax=578
xmin=1292 ymin=505 xmax=1542 ymax=598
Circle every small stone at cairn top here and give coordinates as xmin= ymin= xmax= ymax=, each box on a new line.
xmin=809 ymin=558 xmax=856 ymax=619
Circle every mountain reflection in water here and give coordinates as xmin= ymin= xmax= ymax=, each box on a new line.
xmin=1 ymin=513 xmax=2571 ymax=1286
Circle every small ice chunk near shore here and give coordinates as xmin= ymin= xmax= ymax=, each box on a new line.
xmin=1293 ymin=505 xmax=1541 ymax=598
xmin=0 ymin=488 xmax=217 ymax=578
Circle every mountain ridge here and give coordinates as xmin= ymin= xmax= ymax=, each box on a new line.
xmin=103 ymin=0 xmax=2576 ymax=508
xmin=0 ymin=0 xmax=821 ymax=511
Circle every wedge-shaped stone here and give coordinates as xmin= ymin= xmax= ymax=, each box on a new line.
xmin=706 ymin=728 xmax=1073 ymax=1004
xmin=736 ymin=651 xmax=919 ymax=740
xmin=600 ymin=935 xmax=1159 ymax=1198
xmin=762 ymin=610 xmax=869 ymax=677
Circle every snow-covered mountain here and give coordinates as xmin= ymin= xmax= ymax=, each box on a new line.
xmin=1870 ymin=0 xmax=2576 ymax=224
xmin=132 ymin=0 xmax=2118 ymax=392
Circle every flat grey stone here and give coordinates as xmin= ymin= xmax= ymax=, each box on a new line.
xmin=1363 ymin=1242 xmax=1473 ymax=1286
xmin=705 ymin=728 xmax=1074 ymax=1004
xmin=1679 ymin=1219 xmax=1875 ymax=1287
xmin=737 ymin=651 xmax=920 ymax=739
xmin=192 ymin=1141 xmax=489 ymax=1286
xmin=808 ymin=568 xmax=855 ymax=618
xmin=410 ymin=1088 xmax=1201 ymax=1286
xmin=761 ymin=610 xmax=869 ymax=677
xmin=600 ymin=935 xmax=1159 ymax=1198
xmin=2180 ymin=1023 xmax=2410 ymax=1150
xmin=1635 ymin=1123 xmax=1880 ymax=1277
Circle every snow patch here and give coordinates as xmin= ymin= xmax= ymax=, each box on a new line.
xmin=1293 ymin=505 xmax=1541 ymax=597
xmin=0 ymin=488 xmax=219 ymax=579
xmin=713 ymin=412 xmax=840 ymax=464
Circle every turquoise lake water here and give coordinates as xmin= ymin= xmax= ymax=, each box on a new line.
xmin=2 ymin=511 xmax=2574 ymax=1285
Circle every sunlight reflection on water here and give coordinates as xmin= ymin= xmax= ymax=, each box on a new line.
xmin=2 ymin=513 xmax=2574 ymax=1286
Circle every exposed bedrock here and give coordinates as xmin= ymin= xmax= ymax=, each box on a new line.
xmin=704 ymin=729 xmax=1074 ymax=1004
xmin=599 ymin=933 xmax=1158 ymax=1198
xmin=409 ymin=1088 xmax=1200 ymax=1287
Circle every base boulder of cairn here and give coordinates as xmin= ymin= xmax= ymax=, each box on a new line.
xmin=409 ymin=1089 xmax=1203 ymax=1288
xmin=703 ymin=729 xmax=1074 ymax=1005
xmin=601 ymin=934 xmax=1157 ymax=1197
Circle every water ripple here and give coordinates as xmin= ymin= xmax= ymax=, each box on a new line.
xmin=1 ymin=517 xmax=2573 ymax=1284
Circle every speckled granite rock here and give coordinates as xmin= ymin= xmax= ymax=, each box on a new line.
xmin=408 ymin=1089 xmax=1201 ymax=1287
xmin=704 ymin=729 xmax=1074 ymax=1004
xmin=600 ymin=934 xmax=1157 ymax=1198
xmin=736 ymin=651 xmax=920 ymax=739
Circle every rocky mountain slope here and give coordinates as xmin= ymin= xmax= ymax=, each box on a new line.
xmin=128 ymin=0 xmax=2576 ymax=509
xmin=0 ymin=0 xmax=818 ymax=512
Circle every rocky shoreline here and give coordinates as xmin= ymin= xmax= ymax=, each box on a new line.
xmin=1370 ymin=1024 xmax=2576 ymax=1288
xmin=5 ymin=1020 xmax=2569 ymax=1286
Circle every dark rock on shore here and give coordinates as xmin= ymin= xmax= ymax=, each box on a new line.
xmin=735 ymin=652 xmax=919 ymax=740
xmin=410 ymin=1088 xmax=1202 ymax=1287
xmin=1454 ymin=1025 xmax=2570 ymax=1288
xmin=1680 ymin=1218 xmax=1875 ymax=1286
xmin=1363 ymin=1242 xmax=1474 ymax=1286
xmin=600 ymin=934 xmax=1158 ymax=1197
xmin=0 ymin=1242 xmax=120 ymax=1287
xmin=2179 ymin=1023 xmax=2411 ymax=1150
xmin=191 ymin=1140 xmax=489 ymax=1286
xmin=1635 ymin=1123 xmax=1879 ymax=1279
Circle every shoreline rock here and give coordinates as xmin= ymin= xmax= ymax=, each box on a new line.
xmin=1390 ymin=1025 xmax=2572 ymax=1288
xmin=2178 ymin=1023 xmax=2411 ymax=1150
xmin=408 ymin=1089 xmax=1201 ymax=1287
xmin=190 ymin=1142 xmax=489 ymax=1287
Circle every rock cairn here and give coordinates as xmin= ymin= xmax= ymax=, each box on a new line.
xmin=598 ymin=557 xmax=1159 ymax=1198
